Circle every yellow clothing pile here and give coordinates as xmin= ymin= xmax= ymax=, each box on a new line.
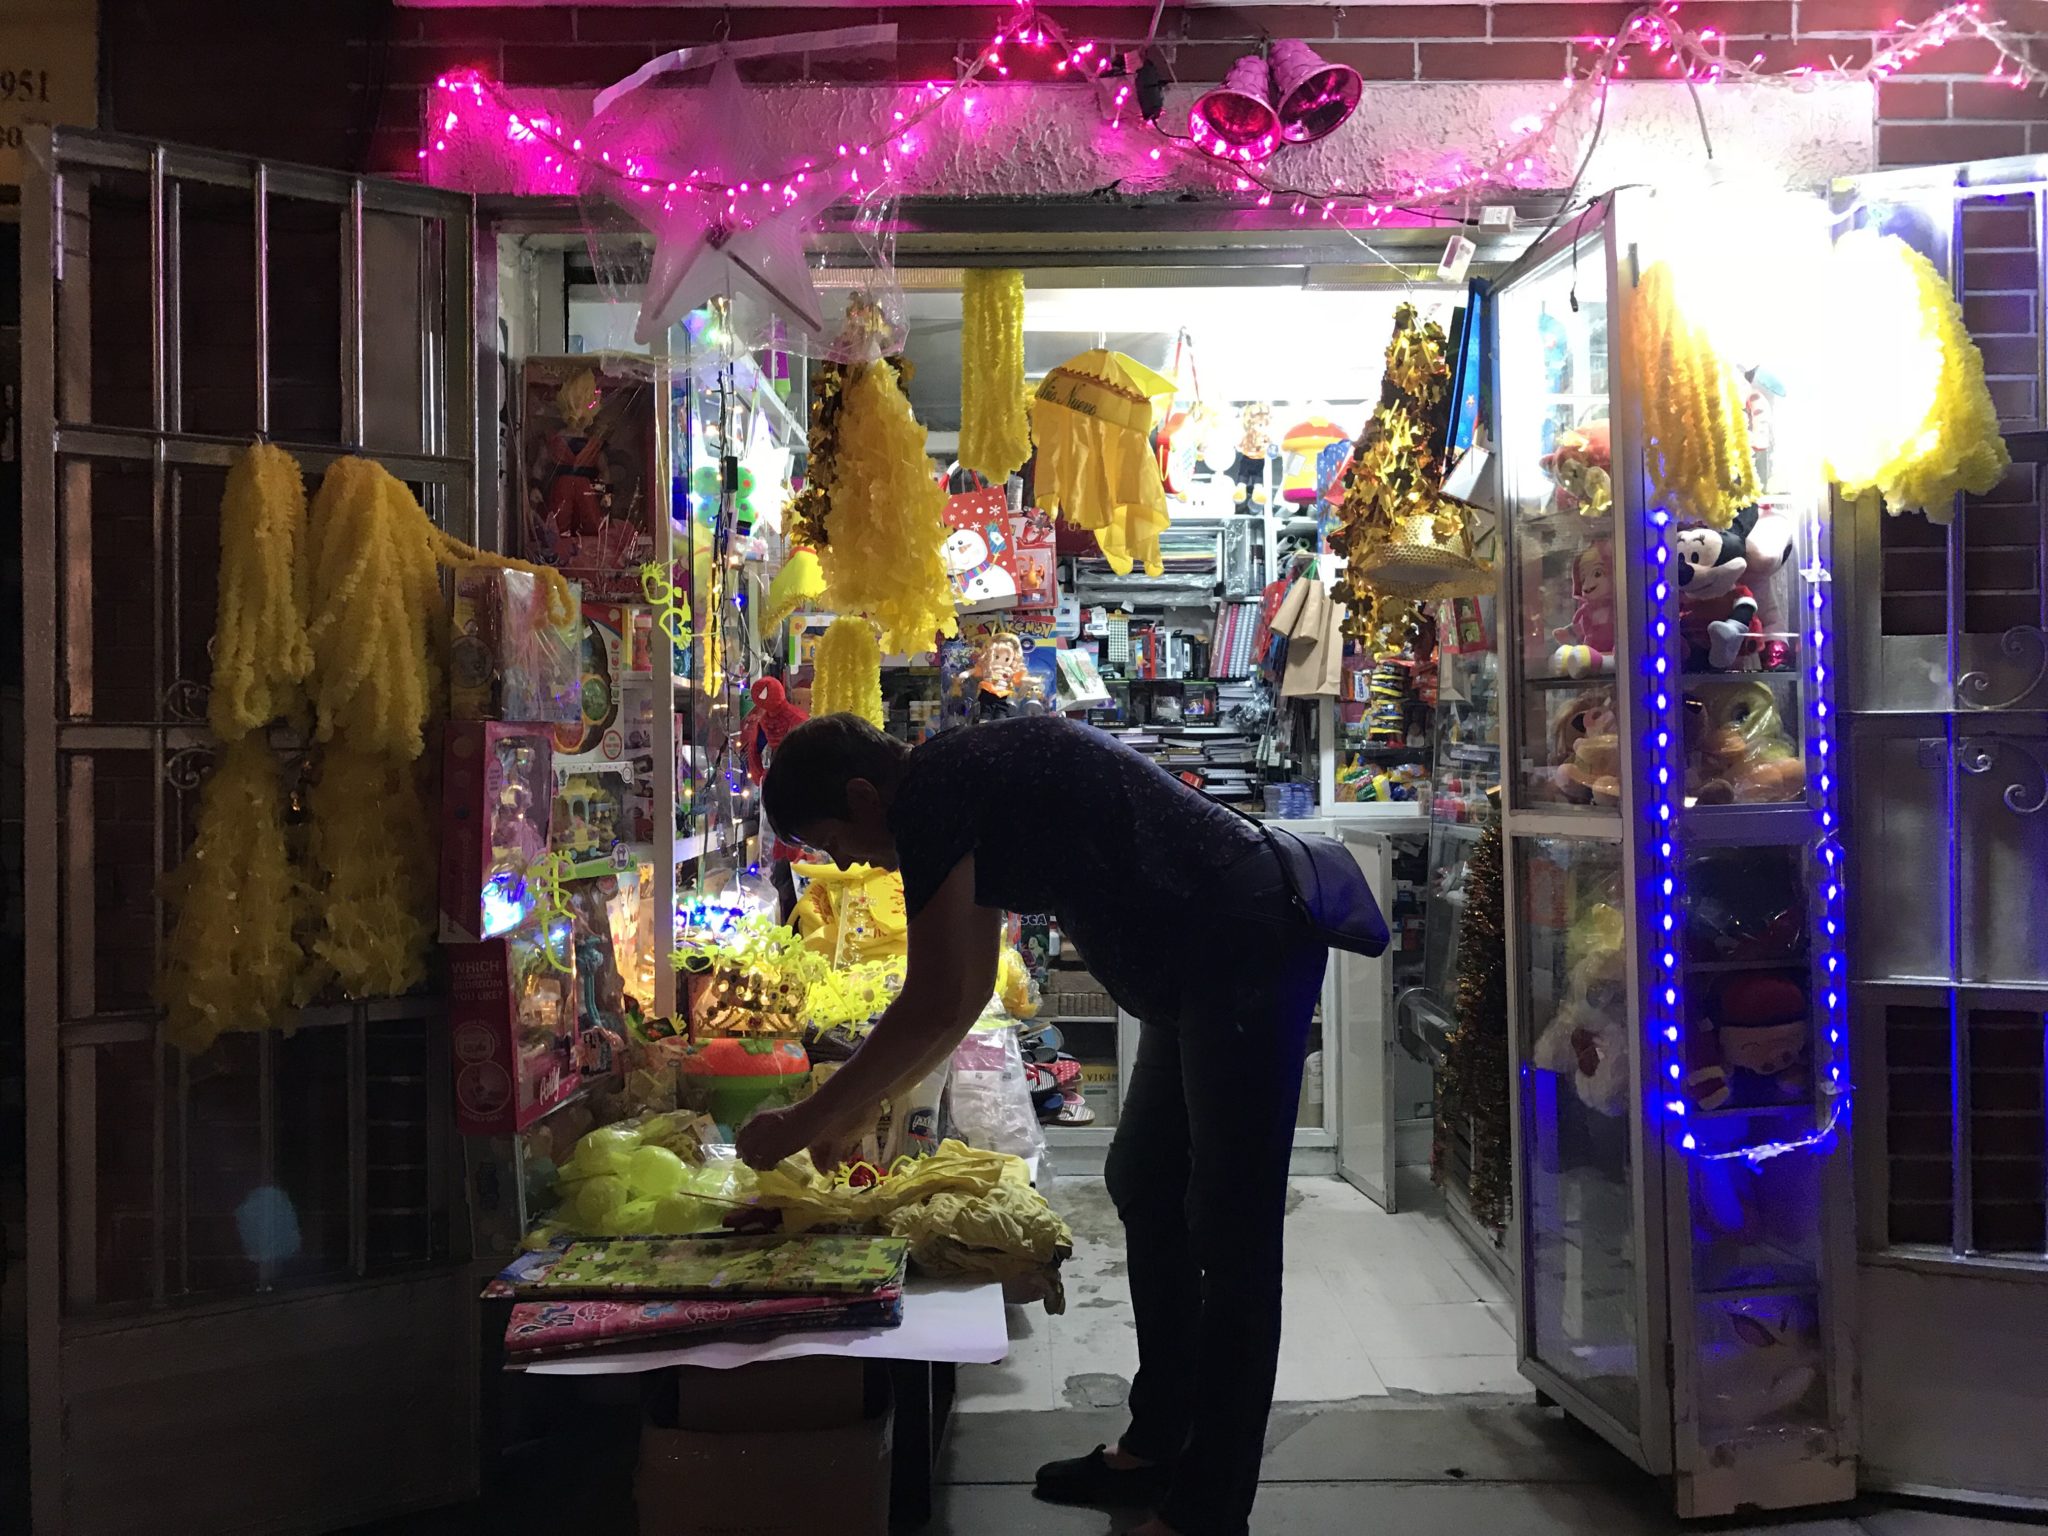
xmin=752 ymin=1140 xmax=1073 ymax=1312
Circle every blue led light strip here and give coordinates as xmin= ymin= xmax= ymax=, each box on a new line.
xmin=1644 ymin=496 xmax=1849 ymax=1162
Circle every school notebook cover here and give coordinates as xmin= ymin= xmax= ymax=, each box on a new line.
xmin=485 ymin=1234 xmax=910 ymax=1300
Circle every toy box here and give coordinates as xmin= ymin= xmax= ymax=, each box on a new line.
xmin=520 ymin=358 xmax=659 ymax=602
xmin=450 ymin=567 xmax=583 ymax=724
xmin=440 ymin=722 xmax=555 ymax=944
xmin=553 ymin=601 xmax=654 ymax=759
xmin=450 ymin=927 xmax=579 ymax=1137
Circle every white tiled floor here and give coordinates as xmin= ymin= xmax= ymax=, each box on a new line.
xmin=959 ymin=1175 xmax=1526 ymax=1413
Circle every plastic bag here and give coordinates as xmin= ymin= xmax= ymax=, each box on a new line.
xmin=945 ymin=1024 xmax=1048 ymax=1165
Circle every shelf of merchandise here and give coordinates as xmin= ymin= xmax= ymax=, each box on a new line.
xmin=1490 ymin=189 xmax=1851 ymax=1516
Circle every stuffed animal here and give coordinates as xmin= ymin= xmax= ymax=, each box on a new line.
xmin=1740 ymin=500 xmax=1797 ymax=671
xmin=1687 ymin=681 xmax=1805 ymax=804
xmin=1540 ymin=421 xmax=1613 ymax=517
xmin=1551 ymin=690 xmax=1621 ymax=805
xmin=1698 ymin=1294 xmax=1820 ymax=1437
xmin=1531 ymin=936 xmax=1629 ymax=1116
xmin=1551 ymin=539 xmax=1617 ymax=677
xmin=1675 ymin=509 xmax=1763 ymax=671
xmin=1709 ymin=971 xmax=1810 ymax=1104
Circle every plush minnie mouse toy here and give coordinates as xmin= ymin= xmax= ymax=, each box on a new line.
xmin=1675 ymin=507 xmax=1764 ymax=671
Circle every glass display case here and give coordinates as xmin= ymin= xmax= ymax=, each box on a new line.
xmin=1493 ymin=190 xmax=1853 ymax=1515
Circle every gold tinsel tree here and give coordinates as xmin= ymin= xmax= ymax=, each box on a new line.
xmin=1433 ymin=807 xmax=1510 ymax=1232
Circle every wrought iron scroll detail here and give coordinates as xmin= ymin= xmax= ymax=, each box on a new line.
xmin=1957 ymin=625 xmax=2047 ymax=712
xmin=1957 ymin=735 xmax=2048 ymax=817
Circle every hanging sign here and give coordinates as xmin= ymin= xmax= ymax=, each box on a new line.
xmin=0 ymin=1 xmax=96 ymax=187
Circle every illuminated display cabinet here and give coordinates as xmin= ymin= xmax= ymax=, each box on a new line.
xmin=1491 ymin=186 xmax=1853 ymax=1515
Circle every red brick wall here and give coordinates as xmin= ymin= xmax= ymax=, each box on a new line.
xmin=102 ymin=1 xmax=2047 ymax=177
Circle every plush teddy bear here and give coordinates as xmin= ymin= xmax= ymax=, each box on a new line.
xmin=1688 ymin=681 xmax=1806 ymax=804
xmin=1551 ymin=690 xmax=1622 ymax=805
xmin=1675 ymin=508 xmax=1764 ymax=671
xmin=1551 ymin=539 xmax=1617 ymax=678
xmin=1540 ymin=421 xmax=1613 ymax=517
xmin=1531 ymin=940 xmax=1630 ymax=1116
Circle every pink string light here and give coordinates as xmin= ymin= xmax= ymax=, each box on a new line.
xmin=422 ymin=0 xmax=2040 ymax=231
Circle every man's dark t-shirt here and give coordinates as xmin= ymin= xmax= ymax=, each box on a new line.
xmin=889 ymin=715 xmax=1264 ymax=1025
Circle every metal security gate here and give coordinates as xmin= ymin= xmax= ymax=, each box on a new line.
xmin=1837 ymin=156 xmax=2048 ymax=1506
xmin=20 ymin=128 xmax=480 ymax=1534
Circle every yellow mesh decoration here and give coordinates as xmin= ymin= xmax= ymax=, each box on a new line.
xmin=1028 ymin=349 xmax=1178 ymax=577
xmin=997 ymin=945 xmax=1039 ymax=1020
xmin=305 ymin=457 xmax=573 ymax=761
xmin=959 ymin=269 xmax=1031 ymax=483
xmin=818 ymin=363 xmax=960 ymax=653
xmin=1623 ymin=262 xmax=1760 ymax=529
xmin=209 ymin=442 xmax=311 ymax=740
xmin=299 ymin=745 xmax=436 ymax=1000
xmin=157 ymin=736 xmax=304 ymax=1054
xmin=1820 ymin=229 xmax=2012 ymax=523
xmin=812 ymin=615 xmax=885 ymax=728
xmin=884 ymin=1157 xmax=1072 ymax=1308
xmin=792 ymin=860 xmax=908 ymax=966
xmin=762 ymin=546 xmax=827 ymax=630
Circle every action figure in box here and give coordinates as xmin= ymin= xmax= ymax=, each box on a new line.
xmin=521 ymin=361 xmax=657 ymax=601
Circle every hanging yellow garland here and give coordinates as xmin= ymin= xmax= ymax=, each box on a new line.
xmin=1818 ymin=228 xmax=2011 ymax=523
xmin=763 ymin=546 xmax=828 ymax=630
xmin=1623 ymin=261 xmax=1760 ymax=528
xmin=157 ymin=736 xmax=304 ymax=1054
xmin=818 ymin=362 xmax=960 ymax=654
xmin=299 ymin=744 xmax=436 ymax=1000
xmin=959 ymin=269 xmax=1031 ymax=483
xmin=209 ymin=442 xmax=312 ymax=740
xmin=304 ymin=457 xmax=574 ymax=761
xmin=812 ymin=615 xmax=885 ymax=728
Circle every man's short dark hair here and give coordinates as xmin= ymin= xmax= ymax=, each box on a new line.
xmin=761 ymin=713 xmax=911 ymax=840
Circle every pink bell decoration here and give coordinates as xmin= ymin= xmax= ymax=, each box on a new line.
xmin=1188 ymin=53 xmax=1279 ymax=163
xmin=1270 ymin=39 xmax=1363 ymax=144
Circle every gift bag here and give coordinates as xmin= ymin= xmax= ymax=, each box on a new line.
xmin=941 ymin=485 xmax=1022 ymax=615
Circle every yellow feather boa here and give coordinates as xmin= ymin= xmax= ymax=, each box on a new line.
xmin=959 ymin=269 xmax=1032 ymax=483
xmin=209 ymin=443 xmax=312 ymax=739
xmin=1819 ymin=229 xmax=2011 ymax=522
xmin=811 ymin=615 xmax=885 ymax=728
xmin=818 ymin=363 xmax=960 ymax=653
xmin=1624 ymin=261 xmax=1760 ymax=529
xmin=300 ymin=745 xmax=436 ymax=1001
xmin=157 ymin=736 xmax=304 ymax=1053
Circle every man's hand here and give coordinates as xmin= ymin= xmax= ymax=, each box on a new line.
xmin=735 ymin=1103 xmax=817 ymax=1171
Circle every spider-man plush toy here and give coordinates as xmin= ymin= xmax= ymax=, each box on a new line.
xmin=744 ymin=677 xmax=808 ymax=784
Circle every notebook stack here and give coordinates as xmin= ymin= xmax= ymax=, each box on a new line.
xmin=488 ymin=1234 xmax=909 ymax=1362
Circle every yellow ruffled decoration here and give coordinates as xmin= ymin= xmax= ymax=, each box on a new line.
xmin=818 ymin=363 xmax=960 ymax=653
xmin=209 ymin=442 xmax=312 ymax=740
xmin=1819 ymin=229 xmax=2011 ymax=523
xmin=305 ymin=457 xmax=573 ymax=761
xmin=299 ymin=745 xmax=435 ymax=1000
xmin=792 ymin=860 xmax=908 ymax=965
xmin=959 ymin=269 xmax=1031 ymax=483
xmin=763 ymin=546 xmax=827 ymax=630
xmin=998 ymin=945 xmax=1039 ymax=1020
xmin=812 ymin=615 xmax=885 ymax=728
xmin=1029 ymin=349 xmax=1178 ymax=577
xmin=156 ymin=736 xmax=304 ymax=1054
xmin=1624 ymin=262 xmax=1760 ymax=528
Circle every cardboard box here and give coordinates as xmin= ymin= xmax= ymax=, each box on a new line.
xmin=675 ymin=1357 xmax=866 ymax=1433
xmin=449 ymin=932 xmax=578 ymax=1137
xmin=439 ymin=721 xmax=554 ymax=944
xmin=637 ymin=1409 xmax=891 ymax=1536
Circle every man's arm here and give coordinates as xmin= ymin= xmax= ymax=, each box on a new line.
xmin=736 ymin=855 xmax=1000 ymax=1168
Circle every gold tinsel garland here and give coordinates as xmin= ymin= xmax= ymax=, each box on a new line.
xmin=787 ymin=355 xmax=913 ymax=555
xmin=209 ymin=442 xmax=312 ymax=740
xmin=958 ymin=269 xmax=1032 ymax=483
xmin=812 ymin=615 xmax=886 ymax=728
xmin=817 ymin=361 xmax=960 ymax=654
xmin=1331 ymin=304 xmax=1486 ymax=645
xmin=1624 ymin=261 xmax=1760 ymax=529
xmin=1432 ymin=807 xmax=1509 ymax=1232
xmin=156 ymin=735 xmax=305 ymax=1054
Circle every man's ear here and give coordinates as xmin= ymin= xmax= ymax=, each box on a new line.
xmin=845 ymin=777 xmax=881 ymax=818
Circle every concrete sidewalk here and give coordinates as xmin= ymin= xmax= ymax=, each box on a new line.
xmin=933 ymin=1401 xmax=2029 ymax=1536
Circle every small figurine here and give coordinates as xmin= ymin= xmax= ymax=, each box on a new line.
xmin=956 ymin=631 xmax=1042 ymax=722
xmin=743 ymin=677 xmax=809 ymax=784
xmin=1550 ymin=539 xmax=1616 ymax=678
